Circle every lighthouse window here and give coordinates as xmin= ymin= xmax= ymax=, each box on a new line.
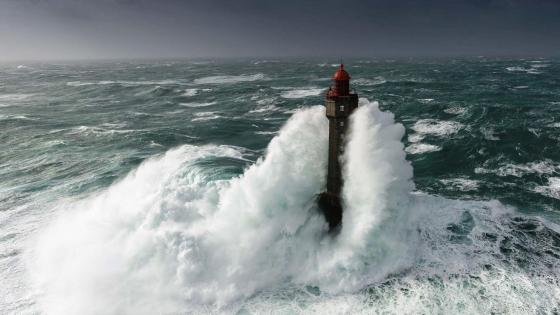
xmin=340 ymin=121 xmax=344 ymax=127
xmin=339 ymin=106 xmax=344 ymax=112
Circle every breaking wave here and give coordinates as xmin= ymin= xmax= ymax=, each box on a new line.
xmin=405 ymin=143 xmax=442 ymax=154
xmin=411 ymin=119 xmax=464 ymax=137
xmin=28 ymin=100 xmax=560 ymax=314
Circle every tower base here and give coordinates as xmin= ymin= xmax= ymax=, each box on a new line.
xmin=317 ymin=192 xmax=343 ymax=230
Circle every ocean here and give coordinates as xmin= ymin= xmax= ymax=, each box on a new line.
xmin=1 ymin=58 xmax=559 ymax=314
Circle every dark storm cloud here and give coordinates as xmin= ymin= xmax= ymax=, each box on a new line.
xmin=1 ymin=0 xmax=559 ymax=61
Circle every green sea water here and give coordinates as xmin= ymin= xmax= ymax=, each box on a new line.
xmin=1 ymin=58 xmax=559 ymax=314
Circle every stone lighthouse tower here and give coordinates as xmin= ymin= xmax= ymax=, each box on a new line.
xmin=318 ymin=64 xmax=359 ymax=229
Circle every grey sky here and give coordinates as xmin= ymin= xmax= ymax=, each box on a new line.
xmin=1 ymin=0 xmax=559 ymax=61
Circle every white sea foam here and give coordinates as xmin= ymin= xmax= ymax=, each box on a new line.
xmin=534 ymin=177 xmax=560 ymax=199
xmin=237 ymin=269 xmax=560 ymax=314
xmin=252 ymin=60 xmax=278 ymax=65
xmin=194 ymin=73 xmax=265 ymax=85
xmin=475 ymin=160 xmax=560 ymax=177
xmin=405 ymin=143 xmax=442 ymax=154
xmin=255 ymin=131 xmax=278 ymax=135
xmin=191 ymin=111 xmax=222 ymax=121
xmin=0 ymin=114 xmax=34 ymax=121
xmin=412 ymin=119 xmax=464 ymax=137
xmin=481 ymin=127 xmax=500 ymax=141
xmin=67 ymin=125 xmax=136 ymax=136
xmin=270 ymin=86 xmax=294 ymax=90
xmin=248 ymin=104 xmax=282 ymax=114
xmin=440 ymin=178 xmax=480 ymax=191
xmin=352 ymin=77 xmax=387 ymax=86
xmin=280 ymin=88 xmax=323 ymax=99
xmin=182 ymin=88 xmax=212 ymax=97
xmin=506 ymin=66 xmax=527 ymax=72
xmin=506 ymin=67 xmax=541 ymax=74
xmin=418 ymin=98 xmax=435 ymax=104
xmin=179 ymin=101 xmax=217 ymax=108
xmin=166 ymin=109 xmax=184 ymax=115
xmin=528 ymin=127 xmax=541 ymax=137
xmin=0 ymin=94 xmax=33 ymax=101
xmin=182 ymin=88 xmax=198 ymax=96
xmin=43 ymin=140 xmax=66 ymax=147
xmin=443 ymin=107 xmax=467 ymax=115
xmin=407 ymin=133 xmax=424 ymax=143
xmin=66 ymin=80 xmax=185 ymax=87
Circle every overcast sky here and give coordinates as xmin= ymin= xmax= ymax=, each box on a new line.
xmin=1 ymin=0 xmax=559 ymax=61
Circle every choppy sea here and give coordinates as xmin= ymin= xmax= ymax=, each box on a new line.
xmin=1 ymin=58 xmax=560 ymax=314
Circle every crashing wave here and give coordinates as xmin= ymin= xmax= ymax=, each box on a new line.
xmin=29 ymin=100 xmax=560 ymax=315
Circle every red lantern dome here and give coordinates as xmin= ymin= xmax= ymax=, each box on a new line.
xmin=328 ymin=64 xmax=350 ymax=97
xmin=332 ymin=64 xmax=350 ymax=81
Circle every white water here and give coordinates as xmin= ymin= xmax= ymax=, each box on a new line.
xmin=405 ymin=143 xmax=442 ymax=154
xmin=194 ymin=74 xmax=265 ymax=85
xmin=66 ymin=80 xmax=187 ymax=87
xmin=475 ymin=159 xmax=560 ymax=177
xmin=179 ymin=101 xmax=218 ymax=108
xmin=28 ymin=100 xmax=560 ymax=314
xmin=411 ymin=119 xmax=464 ymax=137
xmin=280 ymin=88 xmax=324 ymax=99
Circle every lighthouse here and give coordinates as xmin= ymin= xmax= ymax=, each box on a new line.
xmin=318 ymin=64 xmax=359 ymax=230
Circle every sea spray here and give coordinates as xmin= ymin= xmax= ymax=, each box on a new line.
xmin=29 ymin=145 xmax=245 ymax=314
xmin=30 ymin=100 xmax=418 ymax=314
xmin=342 ymin=99 xmax=414 ymax=245
xmin=177 ymin=105 xmax=330 ymax=305
xmin=332 ymin=99 xmax=416 ymax=290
